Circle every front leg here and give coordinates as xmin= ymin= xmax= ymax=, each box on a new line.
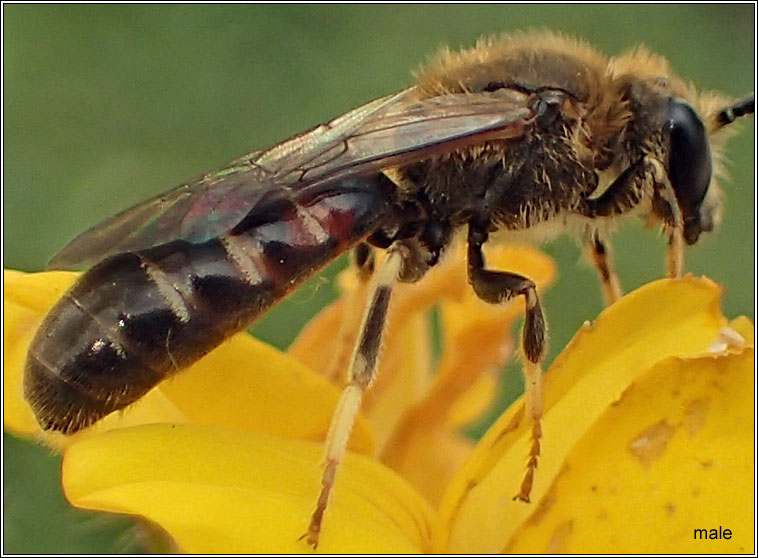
xmin=467 ymin=222 xmax=547 ymax=502
xmin=586 ymin=231 xmax=622 ymax=305
xmin=585 ymin=155 xmax=685 ymax=279
xmin=647 ymin=158 xmax=685 ymax=278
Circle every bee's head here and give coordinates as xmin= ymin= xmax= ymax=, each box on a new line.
xmin=610 ymin=48 xmax=753 ymax=246
xmin=666 ymin=94 xmax=753 ymax=245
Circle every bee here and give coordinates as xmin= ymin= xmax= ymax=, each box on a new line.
xmin=24 ymin=31 xmax=753 ymax=547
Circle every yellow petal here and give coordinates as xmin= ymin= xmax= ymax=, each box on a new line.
xmin=446 ymin=369 xmax=500 ymax=430
xmin=3 ymin=270 xmax=78 ymax=439
xmin=366 ymin=311 xmax=435 ymax=450
xmin=288 ymin=298 xmax=347 ymax=378
xmin=156 ymin=333 xmax=374 ymax=453
xmin=3 ymin=269 xmax=78 ymax=313
xmin=439 ymin=277 xmax=734 ymax=552
xmin=504 ymin=347 xmax=754 ymax=553
xmin=63 ymin=424 xmax=433 ymax=553
xmin=385 ymin=427 xmax=477 ymax=509
xmin=4 ymin=295 xmax=49 ymax=437
xmin=87 ymin=334 xmax=375 ymax=450
xmin=726 ymin=315 xmax=754 ymax=342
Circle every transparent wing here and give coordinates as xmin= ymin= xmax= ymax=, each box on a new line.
xmin=49 ymin=87 xmax=532 ymax=269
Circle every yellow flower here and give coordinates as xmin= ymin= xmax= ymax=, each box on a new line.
xmin=3 ymin=247 xmax=754 ymax=554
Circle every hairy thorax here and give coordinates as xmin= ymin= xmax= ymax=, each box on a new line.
xmin=400 ymin=33 xmax=638 ymax=234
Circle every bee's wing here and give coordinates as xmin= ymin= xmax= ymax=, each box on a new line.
xmin=252 ymin=88 xmax=531 ymax=182
xmin=49 ymin=88 xmax=532 ymax=269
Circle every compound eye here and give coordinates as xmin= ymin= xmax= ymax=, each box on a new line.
xmin=666 ymin=99 xmax=713 ymax=239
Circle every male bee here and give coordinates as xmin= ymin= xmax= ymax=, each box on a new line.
xmin=24 ymin=31 xmax=753 ymax=547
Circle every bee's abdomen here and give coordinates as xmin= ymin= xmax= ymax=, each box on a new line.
xmin=24 ymin=178 xmax=394 ymax=433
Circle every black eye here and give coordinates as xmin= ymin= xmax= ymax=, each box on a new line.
xmin=666 ymin=98 xmax=713 ymax=242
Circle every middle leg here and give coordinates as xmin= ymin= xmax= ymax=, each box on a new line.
xmin=467 ymin=221 xmax=547 ymax=502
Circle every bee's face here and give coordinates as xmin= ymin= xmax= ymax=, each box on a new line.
xmin=665 ymin=97 xmax=715 ymax=245
xmin=616 ymin=74 xmax=747 ymax=246
xmin=621 ymin=82 xmax=720 ymax=246
xmin=607 ymin=46 xmax=753 ymax=248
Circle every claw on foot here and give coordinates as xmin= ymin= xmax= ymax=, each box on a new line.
xmin=298 ymin=529 xmax=320 ymax=550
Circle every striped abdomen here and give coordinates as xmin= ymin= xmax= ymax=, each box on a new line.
xmin=24 ymin=176 xmax=395 ymax=433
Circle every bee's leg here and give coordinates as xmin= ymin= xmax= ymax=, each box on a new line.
xmin=324 ymin=243 xmax=376 ymax=381
xmin=353 ymin=242 xmax=377 ymax=277
xmin=586 ymin=231 xmax=622 ymax=305
xmin=467 ymin=221 xmax=547 ymax=502
xmin=585 ymin=156 xmax=685 ymax=278
xmin=647 ymin=158 xmax=685 ymax=278
xmin=584 ymin=157 xmax=648 ymax=219
xmin=302 ymin=243 xmax=405 ymax=549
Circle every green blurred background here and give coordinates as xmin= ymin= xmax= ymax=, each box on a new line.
xmin=3 ymin=4 xmax=754 ymax=553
